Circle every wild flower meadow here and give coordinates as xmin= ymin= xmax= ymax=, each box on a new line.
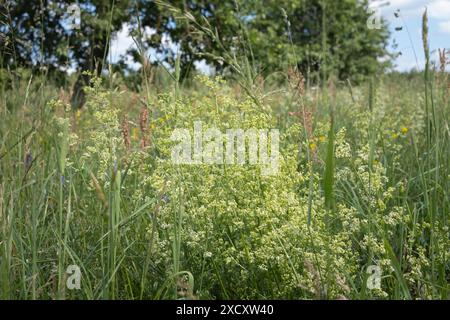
xmin=0 ymin=3 xmax=449 ymax=301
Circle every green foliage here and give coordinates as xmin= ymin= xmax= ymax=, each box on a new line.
xmin=1 ymin=0 xmax=389 ymax=83
xmin=141 ymin=0 xmax=390 ymax=82
xmin=0 ymin=0 xmax=130 ymax=72
xmin=0 ymin=2 xmax=448 ymax=302
xmin=0 ymin=69 xmax=449 ymax=299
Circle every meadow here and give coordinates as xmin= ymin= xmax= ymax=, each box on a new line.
xmin=0 ymin=6 xmax=449 ymax=300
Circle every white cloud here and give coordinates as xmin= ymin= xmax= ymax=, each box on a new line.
xmin=378 ymin=0 xmax=443 ymax=20
xmin=438 ymin=20 xmax=450 ymax=33
xmin=109 ymin=24 xmax=157 ymax=69
xmin=385 ymin=0 xmax=425 ymax=10
xmin=428 ymin=0 xmax=450 ymax=19
xmin=109 ymin=24 xmax=136 ymax=63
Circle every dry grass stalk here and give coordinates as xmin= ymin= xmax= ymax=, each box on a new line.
xmin=139 ymin=106 xmax=149 ymax=149
xmin=287 ymin=66 xmax=305 ymax=97
xmin=287 ymin=68 xmax=311 ymax=134
xmin=58 ymin=87 xmax=70 ymax=106
xmin=328 ymin=77 xmax=337 ymax=105
xmin=287 ymin=68 xmax=317 ymax=160
xmin=437 ymin=49 xmax=450 ymax=104
xmin=121 ymin=116 xmax=131 ymax=151
xmin=89 ymin=172 xmax=108 ymax=208
xmin=438 ymin=49 xmax=447 ymax=74
xmin=302 ymin=259 xmax=325 ymax=299
xmin=0 ymin=183 xmax=3 ymax=229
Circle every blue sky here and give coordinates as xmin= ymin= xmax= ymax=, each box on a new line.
xmin=379 ymin=0 xmax=450 ymax=71
xmin=109 ymin=0 xmax=450 ymax=73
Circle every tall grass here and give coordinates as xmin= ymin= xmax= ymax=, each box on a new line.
xmin=0 ymin=6 xmax=448 ymax=301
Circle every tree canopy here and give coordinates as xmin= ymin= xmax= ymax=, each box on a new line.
xmin=1 ymin=0 xmax=390 ymax=90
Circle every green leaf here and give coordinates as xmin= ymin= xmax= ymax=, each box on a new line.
xmin=384 ymin=239 xmax=412 ymax=299
xmin=323 ymin=115 xmax=335 ymax=210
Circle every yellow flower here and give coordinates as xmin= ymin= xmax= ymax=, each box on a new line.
xmin=319 ymin=135 xmax=326 ymax=143
xmin=309 ymin=142 xmax=317 ymax=151
xmin=131 ymin=127 xmax=139 ymax=141
xmin=391 ymin=132 xmax=399 ymax=139
xmin=401 ymin=127 xmax=408 ymax=134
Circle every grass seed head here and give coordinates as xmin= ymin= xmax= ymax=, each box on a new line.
xmin=121 ymin=116 xmax=131 ymax=151
xmin=139 ymin=106 xmax=149 ymax=149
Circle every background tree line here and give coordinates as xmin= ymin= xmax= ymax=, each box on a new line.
xmin=0 ymin=0 xmax=390 ymax=107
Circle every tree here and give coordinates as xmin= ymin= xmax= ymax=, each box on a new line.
xmin=0 ymin=0 xmax=71 ymax=73
xmin=1 ymin=0 xmax=390 ymax=90
xmin=0 ymin=0 xmax=130 ymax=107
xmin=68 ymin=0 xmax=130 ymax=108
xmin=127 ymin=0 xmax=241 ymax=81
xmin=135 ymin=0 xmax=390 ymax=82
